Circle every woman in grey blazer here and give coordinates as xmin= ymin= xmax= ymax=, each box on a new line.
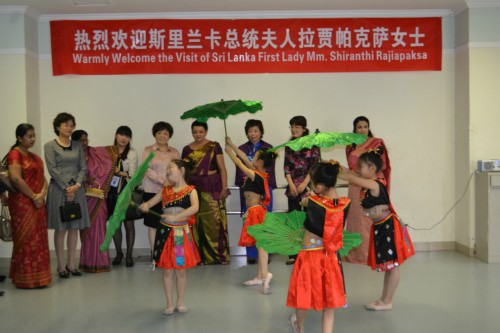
xmin=44 ymin=113 xmax=90 ymax=278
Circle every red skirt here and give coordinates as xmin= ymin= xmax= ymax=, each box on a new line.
xmin=156 ymin=225 xmax=200 ymax=270
xmin=367 ymin=214 xmax=415 ymax=272
xmin=287 ymin=249 xmax=346 ymax=310
xmin=239 ymin=205 xmax=267 ymax=247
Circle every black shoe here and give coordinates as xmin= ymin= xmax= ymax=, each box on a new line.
xmin=66 ymin=265 xmax=82 ymax=277
xmin=0 ymin=275 xmax=6 ymax=282
xmin=285 ymin=258 xmax=296 ymax=265
xmin=247 ymin=258 xmax=256 ymax=265
xmin=125 ymin=256 xmax=134 ymax=267
xmin=58 ymin=270 xmax=70 ymax=279
xmin=0 ymin=291 xmax=4 ymax=296
xmin=112 ymin=252 xmax=123 ymax=266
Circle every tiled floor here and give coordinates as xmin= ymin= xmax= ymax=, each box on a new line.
xmin=0 ymin=251 xmax=499 ymax=333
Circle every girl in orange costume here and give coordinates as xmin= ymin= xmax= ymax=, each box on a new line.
xmin=287 ymin=161 xmax=350 ymax=333
xmin=225 ymin=137 xmax=277 ymax=295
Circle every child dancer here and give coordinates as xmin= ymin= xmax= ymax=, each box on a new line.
xmin=140 ymin=159 xmax=200 ymax=315
xmin=225 ymin=137 xmax=277 ymax=294
xmin=287 ymin=161 xmax=350 ymax=333
xmin=339 ymin=147 xmax=414 ymax=311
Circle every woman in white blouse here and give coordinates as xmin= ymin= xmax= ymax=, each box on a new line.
xmin=107 ymin=126 xmax=138 ymax=267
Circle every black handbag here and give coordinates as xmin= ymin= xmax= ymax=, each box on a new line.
xmin=60 ymin=201 xmax=82 ymax=223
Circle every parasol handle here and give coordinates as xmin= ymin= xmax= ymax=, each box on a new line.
xmin=129 ymin=201 xmax=162 ymax=218
xmin=223 ymin=119 xmax=227 ymax=137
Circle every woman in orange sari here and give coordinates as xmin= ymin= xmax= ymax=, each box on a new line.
xmin=7 ymin=124 xmax=52 ymax=288
xmin=344 ymin=116 xmax=391 ymax=264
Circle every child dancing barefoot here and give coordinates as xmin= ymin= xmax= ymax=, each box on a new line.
xmin=225 ymin=137 xmax=277 ymax=294
xmin=287 ymin=161 xmax=350 ymax=333
xmin=339 ymin=147 xmax=414 ymax=311
xmin=140 ymin=159 xmax=200 ymax=315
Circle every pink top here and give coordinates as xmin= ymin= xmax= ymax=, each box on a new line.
xmin=141 ymin=144 xmax=180 ymax=193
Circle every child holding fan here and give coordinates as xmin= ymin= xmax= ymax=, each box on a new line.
xmin=140 ymin=159 xmax=200 ymax=315
xmin=287 ymin=161 xmax=350 ymax=333
xmin=339 ymin=147 xmax=414 ymax=311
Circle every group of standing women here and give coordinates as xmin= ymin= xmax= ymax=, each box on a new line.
xmin=2 ymin=110 xmax=409 ymax=328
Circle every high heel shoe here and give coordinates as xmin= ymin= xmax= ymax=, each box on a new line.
xmin=65 ymin=265 xmax=82 ymax=277
xmin=125 ymin=255 xmax=134 ymax=267
xmin=112 ymin=252 xmax=123 ymax=266
xmin=261 ymin=272 xmax=273 ymax=295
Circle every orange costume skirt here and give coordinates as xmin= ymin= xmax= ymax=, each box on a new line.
xmin=287 ymin=247 xmax=346 ymax=310
xmin=239 ymin=205 xmax=267 ymax=247
xmin=367 ymin=213 xmax=415 ymax=272
xmin=155 ymin=223 xmax=201 ymax=270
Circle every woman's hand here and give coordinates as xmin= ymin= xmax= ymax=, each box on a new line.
xmin=288 ymin=183 xmax=298 ymax=197
xmin=32 ymin=192 xmax=45 ymax=209
xmin=220 ymin=188 xmax=231 ymax=200
xmin=296 ymin=181 xmax=308 ymax=194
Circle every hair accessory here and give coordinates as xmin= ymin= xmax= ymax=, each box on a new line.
xmin=364 ymin=148 xmax=381 ymax=155
xmin=323 ymin=159 xmax=340 ymax=166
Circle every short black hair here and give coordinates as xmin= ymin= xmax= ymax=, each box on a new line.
xmin=53 ymin=112 xmax=76 ymax=136
xmin=152 ymin=122 xmax=174 ymax=137
xmin=245 ymin=119 xmax=264 ymax=136
xmin=191 ymin=120 xmax=208 ymax=131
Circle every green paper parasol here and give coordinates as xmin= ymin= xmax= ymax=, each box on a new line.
xmin=180 ymin=99 xmax=263 ymax=136
xmin=268 ymin=131 xmax=367 ymax=152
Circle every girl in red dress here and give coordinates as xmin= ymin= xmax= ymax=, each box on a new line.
xmin=287 ymin=161 xmax=350 ymax=333
xmin=140 ymin=159 xmax=199 ymax=315
xmin=225 ymin=137 xmax=277 ymax=294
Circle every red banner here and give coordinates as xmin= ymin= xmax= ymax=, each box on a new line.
xmin=50 ymin=17 xmax=442 ymax=75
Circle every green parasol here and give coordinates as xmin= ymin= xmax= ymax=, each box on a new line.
xmin=247 ymin=210 xmax=362 ymax=256
xmin=180 ymin=99 xmax=263 ymax=136
xmin=268 ymin=131 xmax=367 ymax=152
xmin=100 ymin=152 xmax=159 ymax=252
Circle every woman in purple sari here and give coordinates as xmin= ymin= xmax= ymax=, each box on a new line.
xmin=182 ymin=121 xmax=231 ymax=265
xmin=72 ymin=130 xmax=118 ymax=272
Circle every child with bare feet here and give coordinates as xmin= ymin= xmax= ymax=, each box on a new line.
xmin=140 ymin=159 xmax=200 ymax=315
xmin=339 ymin=147 xmax=414 ymax=311
xmin=287 ymin=161 xmax=350 ymax=333
xmin=225 ymin=137 xmax=277 ymax=295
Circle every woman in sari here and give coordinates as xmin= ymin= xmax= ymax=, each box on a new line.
xmin=344 ymin=116 xmax=391 ymax=264
xmin=7 ymin=123 xmax=52 ymax=288
xmin=72 ymin=130 xmax=118 ymax=272
xmin=182 ymin=121 xmax=231 ymax=265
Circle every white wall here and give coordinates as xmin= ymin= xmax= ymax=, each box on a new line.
xmin=0 ymin=10 xmax=458 ymax=257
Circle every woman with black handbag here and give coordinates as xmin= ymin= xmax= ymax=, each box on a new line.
xmin=106 ymin=126 xmax=139 ymax=267
xmin=44 ymin=113 xmax=90 ymax=279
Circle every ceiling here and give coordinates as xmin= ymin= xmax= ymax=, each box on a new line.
xmin=0 ymin=0 xmax=480 ymax=17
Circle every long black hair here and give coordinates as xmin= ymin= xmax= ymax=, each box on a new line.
xmin=9 ymin=123 xmax=35 ymax=151
xmin=114 ymin=125 xmax=133 ymax=160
